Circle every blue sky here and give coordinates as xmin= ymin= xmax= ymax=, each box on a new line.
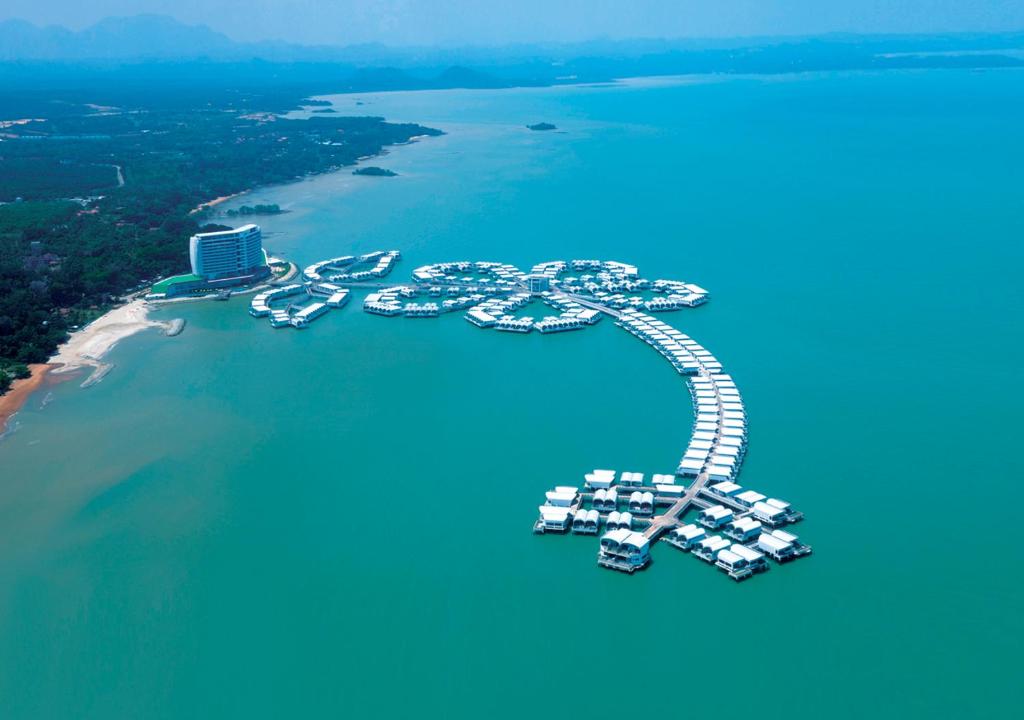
xmin=3 ymin=0 xmax=1024 ymax=45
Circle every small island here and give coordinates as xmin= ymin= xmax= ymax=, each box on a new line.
xmin=353 ymin=166 xmax=398 ymax=177
xmin=312 ymin=108 xmax=337 ymax=114
xmin=527 ymin=122 xmax=557 ymax=131
xmin=226 ymin=204 xmax=285 ymax=217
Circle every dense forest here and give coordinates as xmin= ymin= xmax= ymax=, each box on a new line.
xmin=0 ymin=84 xmax=440 ymax=390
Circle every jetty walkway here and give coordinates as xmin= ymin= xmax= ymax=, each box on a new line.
xmin=553 ymin=290 xmax=726 ymax=541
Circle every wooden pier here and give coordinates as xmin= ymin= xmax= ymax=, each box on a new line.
xmin=643 ymin=471 xmax=711 ymax=540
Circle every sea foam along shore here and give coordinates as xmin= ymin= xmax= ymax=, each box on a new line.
xmin=50 ymin=299 xmax=173 ymax=386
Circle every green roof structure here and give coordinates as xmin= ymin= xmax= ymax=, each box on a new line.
xmin=151 ymin=273 xmax=204 ymax=294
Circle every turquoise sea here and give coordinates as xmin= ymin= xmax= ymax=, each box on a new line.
xmin=1 ymin=70 xmax=1023 ymax=719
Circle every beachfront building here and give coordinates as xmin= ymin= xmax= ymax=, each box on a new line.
xmin=150 ymin=224 xmax=271 ymax=298
xmin=190 ymin=224 xmax=266 ymax=280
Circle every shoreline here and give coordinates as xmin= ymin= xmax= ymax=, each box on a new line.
xmin=0 ymin=127 xmax=437 ymax=433
xmin=0 ymin=296 xmax=188 ymax=436
xmin=185 ymin=136 xmax=427 ymax=218
xmin=50 ymin=299 xmax=174 ymax=384
xmin=0 ymin=363 xmax=59 ymax=434
xmin=189 ymin=190 xmax=251 ymax=215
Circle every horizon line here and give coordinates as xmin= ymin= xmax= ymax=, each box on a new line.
xmin=2 ymin=13 xmax=1024 ymax=55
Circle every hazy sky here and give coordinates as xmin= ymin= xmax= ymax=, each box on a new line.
xmin=3 ymin=0 xmax=1024 ymax=46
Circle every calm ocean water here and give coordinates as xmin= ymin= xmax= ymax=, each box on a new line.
xmin=1 ymin=70 xmax=1022 ymax=719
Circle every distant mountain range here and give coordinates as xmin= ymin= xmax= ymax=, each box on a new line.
xmin=0 ymin=15 xmax=242 ymax=61
xmin=0 ymin=15 xmax=499 ymax=64
xmin=3 ymin=14 xmax=1024 ymax=67
xmin=1 ymin=13 xmax=1022 ymax=111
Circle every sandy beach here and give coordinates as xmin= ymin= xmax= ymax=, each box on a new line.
xmin=189 ymin=190 xmax=250 ymax=215
xmin=0 ymin=363 xmax=55 ymax=433
xmin=1 ymin=300 xmax=180 ymax=435
xmin=50 ymin=299 xmax=171 ymax=380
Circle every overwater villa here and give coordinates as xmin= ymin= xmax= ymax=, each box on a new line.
xmin=698 ymin=505 xmax=734 ymax=530
xmin=757 ymin=529 xmax=813 ymax=562
xmin=585 ymin=469 xmax=616 ymax=490
xmin=665 ymin=524 xmax=706 ymax=551
xmin=290 ymin=302 xmax=329 ymax=328
xmin=724 ymin=517 xmax=763 ymax=543
xmin=572 ymin=509 xmax=601 ymax=535
xmin=716 ymin=543 xmax=769 ymax=581
xmin=694 ymin=535 xmax=731 ymax=563
xmin=597 ymin=529 xmax=651 ymax=573
xmin=751 ymin=501 xmax=784 ymax=525
xmin=535 ymin=506 xmax=572 ymax=534
xmin=627 ymin=491 xmax=655 ymax=516
xmin=593 ymin=488 xmax=618 ymax=512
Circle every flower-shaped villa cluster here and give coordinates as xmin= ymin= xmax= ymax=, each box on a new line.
xmin=252 ymin=251 xmax=708 ymax=331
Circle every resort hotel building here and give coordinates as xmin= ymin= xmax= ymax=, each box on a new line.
xmin=149 ymin=224 xmax=271 ymax=298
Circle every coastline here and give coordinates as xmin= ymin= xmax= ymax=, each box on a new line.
xmin=189 ymin=190 xmax=250 ymax=215
xmin=50 ymin=299 xmax=173 ymax=384
xmin=0 ymin=126 xmax=436 ymax=432
xmin=0 ymin=363 xmax=57 ymax=434
xmin=186 ymin=133 xmax=431 ymax=218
